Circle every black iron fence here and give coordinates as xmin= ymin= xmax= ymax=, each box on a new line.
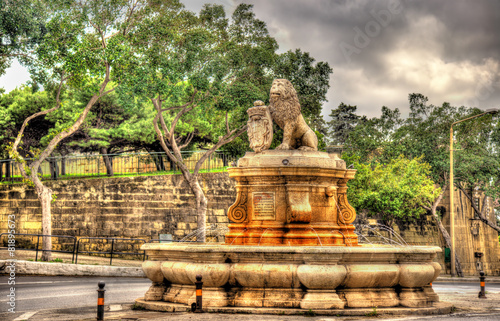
xmin=0 ymin=151 xmax=236 ymax=183
xmin=0 ymin=233 xmax=77 ymax=262
xmin=75 ymin=237 xmax=147 ymax=265
xmin=0 ymin=233 xmax=150 ymax=265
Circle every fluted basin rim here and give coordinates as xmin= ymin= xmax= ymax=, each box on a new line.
xmin=142 ymin=242 xmax=441 ymax=254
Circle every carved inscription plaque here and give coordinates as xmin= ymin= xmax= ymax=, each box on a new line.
xmin=253 ymin=192 xmax=276 ymax=220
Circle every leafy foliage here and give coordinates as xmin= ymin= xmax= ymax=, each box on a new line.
xmin=344 ymin=93 xmax=499 ymax=222
xmin=327 ymin=102 xmax=360 ymax=145
xmin=348 ymin=156 xmax=440 ymax=225
xmin=0 ymin=86 xmax=54 ymax=158
xmin=0 ymin=0 xmax=46 ymax=75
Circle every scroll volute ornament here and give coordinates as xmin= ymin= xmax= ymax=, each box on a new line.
xmin=336 ymin=179 xmax=356 ymax=225
xmin=247 ymin=100 xmax=273 ymax=153
xmin=228 ymin=188 xmax=248 ymax=223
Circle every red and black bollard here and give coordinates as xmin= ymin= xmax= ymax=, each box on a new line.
xmin=191 ymin=275 xmax=203 ymax=313
xmin=478 ymin=271 xmax=486 ymax=299
xmin=97 ymin=281 xmax=106 ymax=320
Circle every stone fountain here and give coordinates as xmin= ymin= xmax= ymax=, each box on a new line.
xmin=136 ymin=79 xmax=449 ymax=314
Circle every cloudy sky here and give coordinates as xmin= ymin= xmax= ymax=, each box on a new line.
xmin=1 ymin=0 xmax=499 ymax=119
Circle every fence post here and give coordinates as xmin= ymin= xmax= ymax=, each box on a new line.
xmin=35 ymin=235 xmax=40 ymax=261
xmin=75 ymin=239 xmax=80 ymax=264
xmin=71 ymin=237 xmax=76 ymax=264
xmin=110 ymin=239 xmax=114 ymax=265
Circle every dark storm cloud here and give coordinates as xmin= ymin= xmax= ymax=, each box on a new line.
xmin=181 ymin=1 xmax=500 ymax=118
xmin=4 ymin=1 xmax=498 ymax=115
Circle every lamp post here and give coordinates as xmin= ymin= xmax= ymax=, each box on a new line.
xmin=449 ymin=108 xmax=498 ymax=277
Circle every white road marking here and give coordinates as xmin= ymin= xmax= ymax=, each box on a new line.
xmin=109 ymin=304 xmax=122 ymax=311
xmin=13 ymin=311 xmax=38 ymax=321
xmin=0 ymin=287 xmax=144 ymax=302
xmin=15 ymin=281 xmax=79 ymax=285
xmin=0 ymin=292 xmax=93 ymax=302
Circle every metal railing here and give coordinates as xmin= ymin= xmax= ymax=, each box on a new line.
xmin=75 ymin=237 xmax=147 ymax=265
xmin=0 ymin=233 xmax=148 ymax=265
xmin=0 ymin=233 xmax=77 ymax=262
xmin=0 ymin=150 xmax=237 ymax=183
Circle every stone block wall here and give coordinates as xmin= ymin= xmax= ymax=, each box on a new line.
xmin=440 ymin=188 xmax=500 ymax=276
xmin=0 ymin=173 xmax=234 ymax=242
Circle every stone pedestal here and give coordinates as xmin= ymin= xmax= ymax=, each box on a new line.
xmin=225 ymin=150 xmax=358 ymax=246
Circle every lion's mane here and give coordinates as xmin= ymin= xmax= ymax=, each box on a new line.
xmin=268 ymin=79 xmax=301 ymax=129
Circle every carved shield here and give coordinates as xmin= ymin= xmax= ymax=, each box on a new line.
xmin=247 ymin=102 xmax=273 ymax=153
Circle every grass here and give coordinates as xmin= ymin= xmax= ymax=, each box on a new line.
xmin=131 ymin=303 xmax=146 ymax=310
xmin=0 ymin=167 xmax=230 ymax=185
xmin=50 ymin=258 xmax=64 ymax=263
xmin=365 ymin=307 xmax=378 ymax=317
xmin=303 ymin=309 xmax=316 ymax=317
xmin=0 ymin=166 xmax=229 ymax=185
xmin=26 ymin=258 xmax=64 ymax=263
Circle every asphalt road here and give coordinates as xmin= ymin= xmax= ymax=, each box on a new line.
xmin=0 ymin=276 xmax=150 ymax=313
xmin=433 ymin=281 xmax=500 ymax=294
xmin=1 ymin=277 xmax=500 ymax=320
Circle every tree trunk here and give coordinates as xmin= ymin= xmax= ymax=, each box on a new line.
xmin=35 ymin=182 xmax=53 ymax=262
xmin=151 ymin=153 xmax=165 ymax=171
xmin=429 ymin=188 xmax=463 ymax=277
xmin=0 ymin=161 xmax=3 ymax=181
xmin=100 ymin=147 xmax=113 ymax=176
xmin=189 ymin=177 xmax=207 ymax=242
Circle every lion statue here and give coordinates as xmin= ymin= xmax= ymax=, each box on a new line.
xmin=267 ymin=79 xmax=318 ymax=151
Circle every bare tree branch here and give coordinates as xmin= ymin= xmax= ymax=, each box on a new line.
xmin=178 ymin=131 xmax=194 ymax=149
xmin=193 ymin=124 xmax=247 ymax=174
xmin=457 ymin=185 xmax=500 ymax=233
xmin=10 ymin=72 xmax=68 ymax=169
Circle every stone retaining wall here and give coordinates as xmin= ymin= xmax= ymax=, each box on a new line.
xmin=0 ymin=173 xmax=234 ymax=241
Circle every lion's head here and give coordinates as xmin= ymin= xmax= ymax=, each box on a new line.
xmin=269 ymin=79 xmax=299 ymax=105
xmin=268 ymin=79 xmax=301 ymax=127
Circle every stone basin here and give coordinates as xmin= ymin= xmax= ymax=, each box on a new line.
xmin=140 ymin=243 xmax=442 ymax=310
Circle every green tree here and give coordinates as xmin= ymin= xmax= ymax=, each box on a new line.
xmin=8 ymin=0 xmax=151 ymax=261
xmin=345 ymin=93 xmax=499 ymax=275
xmin=348 ymin=156 xmax=440 ymax=228
xmin=123 ymin=3 xmax=283 ymax=241
xmin=451 ymin=109 xmax=500 ymax=233
xmin=0 ymin=0 xmax=46 ymax=75
xmin=273 ymin=49 xmax=332 ymax=131
xmin=221 ymin=48 xmax=333 ymax=156
xmin=344 ymin=106 xmax=402 ymax=163
xmin=327 ymin=103 xmax=360 ymax=146
xmin=0 ymin=86 xmax=54 ymax=179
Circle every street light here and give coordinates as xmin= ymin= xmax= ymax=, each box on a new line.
xmin=449 ymin=108 xmax=498 ymax=277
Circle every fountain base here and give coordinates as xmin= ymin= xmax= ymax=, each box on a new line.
xmin=140 ymin=243 xmax=444 ymax=310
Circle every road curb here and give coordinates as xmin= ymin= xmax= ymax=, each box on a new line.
xmin=0 ymin=260 xmax=146 ymax=277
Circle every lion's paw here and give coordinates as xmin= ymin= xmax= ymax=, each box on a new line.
xmin=276 ymin=143 xmax=291 ymax=150
xmin=298 ymin=146 xmax=315 ymax=151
